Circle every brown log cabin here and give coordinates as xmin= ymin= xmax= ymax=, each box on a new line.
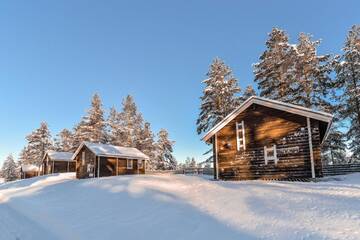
xmin=202 ymin=96 xmax=333 ymax=181
xmin=73 ymin=142 xmax=149 ymax=179
xmin=41 ymin=151 xmax=75 ymax=175
xmin=20 ymin=164 xmax=39 ymax=179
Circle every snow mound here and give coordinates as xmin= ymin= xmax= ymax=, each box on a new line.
xmin=0 ymin=173 xmax=359 ymax=240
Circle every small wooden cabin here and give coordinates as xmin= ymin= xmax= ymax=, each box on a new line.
xmin=202 ymin=96 xmax=333 ymax=181
xmin=73 ymin=142 xmax=149 ymax=179
xmin=20 ymin=164 xmax=40 ymax=179
xmin=42 ymin=151 xmax=75 ymax=175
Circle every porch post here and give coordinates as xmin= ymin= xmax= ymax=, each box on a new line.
xmin=52 ymin=161 xmax=54 ymax=174
xmin=307 ymin=117 xmax=316 ymax=178
xmin=67 ymin=161 xmax=70 ymax=172
xmin=97 ymin=156 xmax=100 ymax=178
xmin=116 ymin=158 xmax=119 ymax=176
xmin=214 ymin=133 xmax=219 ymax=180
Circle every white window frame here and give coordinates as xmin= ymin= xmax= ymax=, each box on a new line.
xmin=264 ymin=145 xmax=278 ymax=165
xmin=236 ymin=120 xmax=246 ymax=151
xmin=138 ymin=160 xmax=143 ymax=169
xmin=81 ymin=151 xmax=85 ymax=166
xmin=127 ymin=159 xmax=133 ymax=169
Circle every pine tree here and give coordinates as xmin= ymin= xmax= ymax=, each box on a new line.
xmin=335 ymin=25 xmax=360 ymax=162
xmin=25 ymin=122 xmax=53 ymax=166
xmin=137 ymin=122 xmax=156 ymax=170
xmin=74 ymin=94 xmax=107 ymax=146
xmin=107 ymin=107 xmax=124 ymax=146
xmin=243 ymin=85 xmax=256 ymax=100
xmin=254 ymin=28 xmax=298 ymax=102
xmin=291 ymin=33 xmax=333 ymax=109
xmin=1 ymin=154 xmax=18 ymax=182
xmin=54 ymin=129 xmax=76 ymax=152
xmin=118 ymin=95 xmax=144 ymax=147
xmin=197 ymin=57 xmax=241 ymax=135
xmin=155 ymin=129 xmax=177 ymax=170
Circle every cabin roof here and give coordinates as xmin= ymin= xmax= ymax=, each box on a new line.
xmin=21 ymin=164 xmax=39 ymax=172
xmin=43 ymin=151 xmax=74 ymax=162
xmin=73 ymin=142 xmax=149 ymax=160
xmin=202 ymin=96 xmax=333 ymax=143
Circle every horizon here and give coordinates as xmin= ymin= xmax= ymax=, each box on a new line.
xmin=1 ymin=0 xmax=359 ymax=165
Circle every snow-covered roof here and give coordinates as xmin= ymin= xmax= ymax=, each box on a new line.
xmin=44 ymin=151 xmax=74 ymax=162
xmin=202 ymin=96 xmax=333 ymax=143
xmin=21 ymin=164 xmax=39 ymax=172
xmin=73 ymin=142 xmax=149 ymax=160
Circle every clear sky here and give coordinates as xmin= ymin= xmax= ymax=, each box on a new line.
xmin=0 ymin=0 xmax=359 ymax=165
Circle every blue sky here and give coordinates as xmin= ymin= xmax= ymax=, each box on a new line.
xmin=0 ymin=0 xmax=359 ymax=165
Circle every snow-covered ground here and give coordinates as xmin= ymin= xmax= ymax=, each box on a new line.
xmin=0 ymin=173 xmax=359 ymax=240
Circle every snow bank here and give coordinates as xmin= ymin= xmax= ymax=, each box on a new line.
xmin=0 ymin=173 xmax=359 ymax=240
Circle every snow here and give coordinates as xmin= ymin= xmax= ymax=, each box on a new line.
xmin=79 ymin=141 xmax=149 ymax=159
xmin=21 ymin=164 xmax=39 ymax=172
xmin=0 ymin=173 xmax=359 ymax=240
xmin=47 ymin=151 xmax=74 ymax=161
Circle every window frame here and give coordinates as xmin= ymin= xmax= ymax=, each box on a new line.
xmin=127 ymin=159 xmax=133 ymax=169
xmin=264 ymin=145 xmax=278 ymax=165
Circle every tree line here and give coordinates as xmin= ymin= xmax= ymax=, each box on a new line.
xmin=197 ymin=25 xmax=360 ymax=165
xmin=1 ymin=94 xmax=177 ymax=182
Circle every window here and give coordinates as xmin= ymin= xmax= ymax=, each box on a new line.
xmin=81 ymin=151 xmax=86 ymax=166
xmin=138 ymin=160 xmax=143 ymax=169
xmin=127 ymin=159 xmax=133 ymax=169
xmin=236 ymin=121 xmax=246 ymax=151
xmin=264 ymin=145 xmax=278 ymax=165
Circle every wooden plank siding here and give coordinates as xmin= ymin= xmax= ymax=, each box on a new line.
xmin=214 ymin=104 xmax=322 ymax=180
xmin=75 ymin=145 xmax=145 ymax=179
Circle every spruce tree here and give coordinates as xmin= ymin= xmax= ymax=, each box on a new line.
xmin=197 ymin=57 xmax=241 ymax=135
xmin=107 ymin=107 xmax=124 ymax=146
xmin=54 ymin=129 xmax=76 ymax=152
xmin=335 ymin=25 xmax=360 ymax=162
xmin=155 ymin=129 xmax=176 ymax=170
xmin=118 ymin=95 xmax=144 ymax=147
xmin=243 ymin=85 xmax=256 ymax=100
xmin=74 ymin=94 xmax=107 ymax=146
xmin=25 ymin=122 xmax=53 ymax=166
xmin=1 ymin=154 xmax=18 ymax=182
xmin=137 ymin=122 xmax=156 ymax=170
xmin=254 ymin=28 xmax=297 ymax=102
xmin=291 ymin=33 xmax=333 ymax=109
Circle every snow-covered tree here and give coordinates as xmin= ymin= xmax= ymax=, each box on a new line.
xmin=335 ymin=25 xmax=360 ymax=162
xmin=197 ymin=57 xmax=241 ymax=135
xmin=74 ymin=94 xmax=107 ymax=146
xmin=322 ymin=125 xmax=347 ymax=165
xmin=24 ymin=122 xmax=53 ymax=166
xmin=1 ymin=154 xmax=18 ymax=182
xmin=242 ymin=85 xmax=256 ymax=100
xmin=291 ymin=33 xmax=333 ymax=109
xmin=254 ymin=28 xmax=298 ymax=102
xmin=107 ymin=107 xmax=124 ymax=146
xmin=137 ymin=122 xmax=156 ymax=170
xmin=155 ymin=129 xmax=176 ymax=170
xmin=54 ymin=129 xmax=76 ymax=152
xmin=118 ymin=95 xmax=144 ymax=147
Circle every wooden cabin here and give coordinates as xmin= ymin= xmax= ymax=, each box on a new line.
xmin=42 ymin=151 xmax=75 ymax=175
xmin=202 ymin=96 xmax=333 ymax=181
xmin=73 ymin=142 xmax=149 ymax=179
xmin=20 ymin=164 xmax=39 ymax=179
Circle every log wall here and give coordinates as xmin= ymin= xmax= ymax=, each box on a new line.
xmin=214 ymin=104 xmax=322 ymax=180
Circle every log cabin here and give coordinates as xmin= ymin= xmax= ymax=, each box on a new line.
xmin=202 ymin=96 xmax=333 ymax=181
xmin=42 ymin=151 xmax=75 ymax=175
xmin=73 ymin=142 xmax=149 ymax=179
xmin=20 ymin=164 xmax=39 ymax=179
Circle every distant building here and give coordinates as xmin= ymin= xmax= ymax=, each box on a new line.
xmin=73 ymin=142 xmax=149 ymax=179
xmin=42 ymin=151 xmax=75 ymax=175
xmin=20 ymin=164 xmax=39 ymax=179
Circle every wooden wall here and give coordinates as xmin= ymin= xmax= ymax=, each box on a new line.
xmin=213 ymin=104 xmax=323 ymax=180
xmin=75 ymin=146 xmax=97 ymax=179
